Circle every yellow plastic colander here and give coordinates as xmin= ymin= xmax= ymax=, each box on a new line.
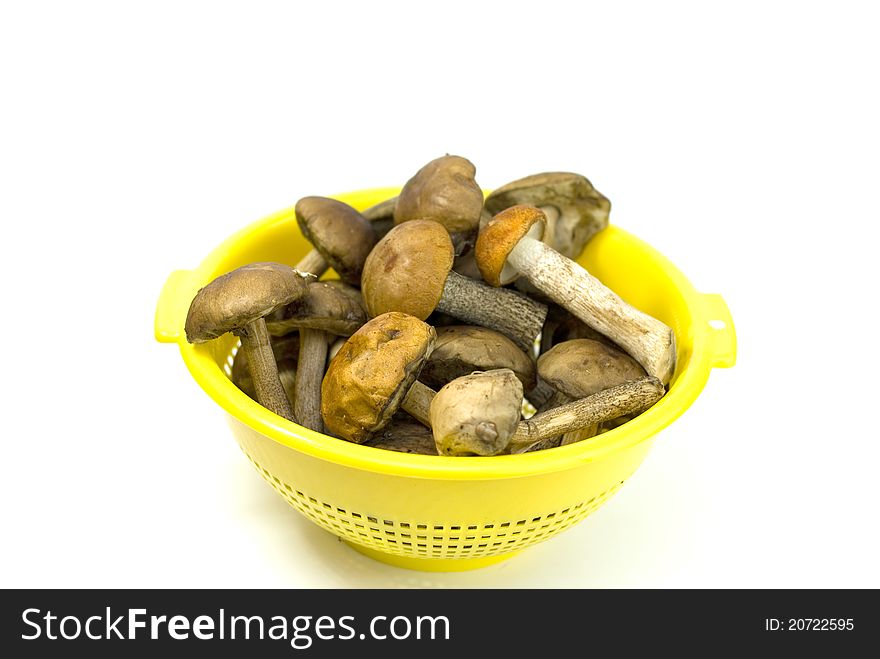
xmin=155 ymin=188 xmax=736 ymax=572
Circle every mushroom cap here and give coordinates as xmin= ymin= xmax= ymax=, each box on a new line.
xmin=365 ymin=415 xmax=439 ymax=455
xmin=537 ymin=339 xmax=647 ymax=399
xmin=295 ymin=196 xmax=378 ymax=285
xmin=393 ymin=155 xmax=484 ymax=234
xmin=420 ymin=325 xmax=536 ymax=392
xmin=475 ymin=205 xmax=546 ymax=286
xmin=321 ymin=312 xmax=436 ymax=443
xmin=266 ymin=280 xmax=366 ymax=337
xmin=322 ymin=278 xmax=365 ymax=306
xmin=484 ymin=172 xmax=610 ymax=258
xmin=185 ymin=262 xmax=310 ymax=343
xmin=429 ymin=369 xmax=524 ymax=456
xmin=361 ymin=220 xmax=454 ymax=320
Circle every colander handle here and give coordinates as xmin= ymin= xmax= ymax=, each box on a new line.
xmin=701 ymin=293 xmax=736 ymax=369
xmin=155 ymin=270 xmax=198 ymax=343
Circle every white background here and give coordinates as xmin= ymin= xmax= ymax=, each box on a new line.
xmin=1 ymin=1 xmax=878 ymax=588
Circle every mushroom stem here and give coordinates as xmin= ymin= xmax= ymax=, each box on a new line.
xmin=294 ymin=328 xmax=328 ymax=432
xmin=534 ymin=390 xmax=598 ymax=445
xmin=506 ymin=237 xmax=675 ymax=383
xmin=508 ymin=377 xmax=665 ymax=453
xmin=294 ymin=250 xmax=329 ymax=278
xmin=528 ymin=389 xmax=569 ymax=448
xmin=437 ymin=270 xmax=547 ymax=354
xmin=236 ymin=318 xmax=296 ymax=422
xmin=401 ymin=380 xmax=435 ymax=428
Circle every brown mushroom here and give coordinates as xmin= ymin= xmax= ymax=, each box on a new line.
xmin=394 ymin=155 xmax=484 ymax=237
xmin=536 ymin=339 xmax=647 ymax=447
xmin=364 ymin=415 xmax=439 ymax=455
xmin=294 ymin=196 xmax=378 ymax=284
xmin=266 ymin=280 xmax=366 ymax=337
xmin=476 ymin=205 xmax=675 ymax=384
xmin=539 ymin=339 xmax=647 ymax=399
xmin=484 ymin=172 xmax=610 ymax=259
xmin=321 ymin=312 xmax=438 ymax=443
xmin=430 ymin=369 xmax=524 ymax=456
xmin=419 ymin=325 xmax=536 ymax=393
xmin=231 ymin=333 xmax=299 ymax=404
xmin=361 ymin=220 xmax=547 ymax=353
xmin=272 ymin=281 xmax=368 ymax=432
xmin=185 ymin=262 xmax=310 ymax=421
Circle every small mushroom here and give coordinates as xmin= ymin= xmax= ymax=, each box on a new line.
xmin=476 ymin=205 xmax=675 ymax=384
xmin=274 ymin=281 xmax=369 ymax=433
xmin=232 ymin=333 xmax=299 ymax=403
xmin=185 ymin=262 xmax=310 ymax=421
xmin=537 ymin=339 xmax=647 ymax=445
xmin=266 ymin=280 xmax=366 ymax=337
xmin=484 ymin=172 xmax=610 ymax=259
xmin=364 ymin=415 xmax=439 ymax=455
xmin=361 ymin=219 xmax=547 ymax=353
xmin=430 ymin=369 xmax=524 ymax=456
xmin=321 ymin=312 xmax=438 ymax=443
xmin=539 ymin=339 xmax=647 ymax=399
xmin=394 ymin=155 xmax=484 ymax=237
xmin=419 ymin=325 xmax=536 ymax=393
xmin=294 ymin=196 xmax=378 ymax=284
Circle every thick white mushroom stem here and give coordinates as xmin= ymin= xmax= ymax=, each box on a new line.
xmin=507 ymin=237 xmax=675 ymax=384
xmin=294 ymin=328 xmax=328 ymax=432
xmin=437 ymin=270 xmax=547 ymax=354
xmin=294 ymin=250 xmax=329 ymax=278
xmin=400 ymin=380 xmax=435 ymax=428
xmin=237 ymin=318 xmax=296 ymax=422
xmin=508 ymin=377 xmax=665 ymax=453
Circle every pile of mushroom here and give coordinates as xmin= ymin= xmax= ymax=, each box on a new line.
xmin=185 ymin=156 xmax=675 ymax=456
